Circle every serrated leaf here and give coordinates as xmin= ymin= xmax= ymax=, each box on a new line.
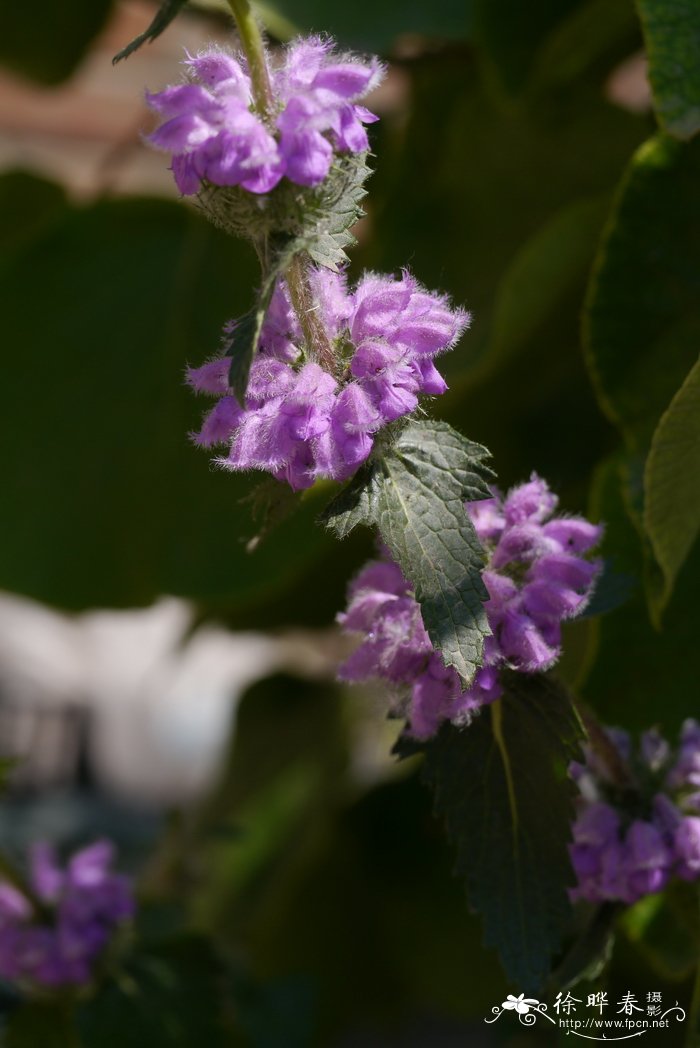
xmin=636 ymin=0 xmax=700 ymax=139
xmin=643 ymin=354 xmax=700 ymax=613
xmin=323 ymin=419 xmax=493 ymax=686
xmin=397 ymin=674 xmax=584 ymax=991
xmin=299 ymin=153 xmax=375 ymax=274
xmin=320 ymin=461 xmax=381 ymax=539
xmin=112 ymin=0 xmax=188 ymax=63
xmin=197 ymin=153 xmax=371 ymax=274
xmin=378 ymin=421 xmax=493 ymax=686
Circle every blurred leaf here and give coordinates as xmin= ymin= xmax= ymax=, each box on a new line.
xmin=323 ymin=419 xmax=494 ymax=686
xmin=474 ymin=0 xmax=585 ymax=93
xmin=0 ymin=180 xmax=334 ymax=610
xmin=258 ymin=0 xmax=473 ymax=51
xmin=78 ymin=936 xmax=230 ymax=1048
xmin=621 ymin=882 xmax=700 ymax=980
xmin=636 ymin=0 xmax=700 ymax=139
xmin=193 ymin=674 xmax=347 ymax=931
xmin=643 ymin=354 xmax=700 ymax=613
xmin=113 ymin=0 xmax=189 ymax=63
xmin=302 ymin=153 xmax=372 ymax=271
xmin=362 ymin=53 xmax=647 ymax=508
xmin=0 ymin=0 xmax=112 ymax=84
xmin=5 ymin=1003 xmax=74 ymax=1048
xmin=549 ymin=902 xmax=621 ymax=990
xmin=531 ymin=0 xmax=640 ymax=89
xmin=397 ymin=674 xmax=584 ymax=991
xmin=486 ymin=196 xmax=607 ymax=372
xmin=584 ymin=134 xmax=700 ymax=454
xmin=0 ymin=173 xmax=66 ymax=262
xmin=236 ymin=772 xmax=505 ymax=1038
xmin=582 ymin=455 xmax=700 ymax=731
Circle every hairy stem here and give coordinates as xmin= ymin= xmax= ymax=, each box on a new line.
xmin=286 ymin=254 xmax=335 ymax=369
xmin=225 ymin=0 xmax=273 ymax=116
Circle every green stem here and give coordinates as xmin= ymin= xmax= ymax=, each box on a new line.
xmin=225 ymin=0 xmax=273 ymax=116
xmin=226 ymin=0 xmax=335 ymax=376
xmin=286 ymin=254 xmax=335 ymax=369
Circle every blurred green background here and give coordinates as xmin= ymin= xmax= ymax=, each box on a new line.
xmin=1 ymin=0 xmax=699 ymax=1043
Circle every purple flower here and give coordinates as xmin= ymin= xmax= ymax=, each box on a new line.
xmin=674 ymin=817 xmax=700 ymax=879
xmin=667 ymin=719 xmax=700 ymax=791
xmin=570 ymin=726 xmax=700 ymax=905
xmin=146 ymin=38 xmax=384 ymax=196
xmin=0 ymin=840 xmax=134 ymax=991
xmin=467 ymin=475 xmax=603 ymax=678
xmin=337 ymin=476 xmax=601 ymax=739
xmin=189 ymin=268 xmax=468 ymax=491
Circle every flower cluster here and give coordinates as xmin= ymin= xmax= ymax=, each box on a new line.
xmin=570 ymin=722 xmax=700 ymax=905
xmin=146 ymin=38 xmax=383 ymax=195
xmin=188 ymin=268 xmax=468 ymax=490
xmin=338 ymin=475 xmax=602 ymax=739
xmin=0 ymin=840 xmax=134 ymax=989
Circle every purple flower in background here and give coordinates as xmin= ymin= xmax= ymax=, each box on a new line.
xmin=0 ymin=840 xmax=134 ymax=990
xmin=337 ymin=476 xmax=602 ymax=739
xmin=146 ymin=38 xmax=384 ymax=195
xmin=569 ymin=723 xmax=700 ymax=905
xmin=188 ymin=268 xmax=469 ymax=490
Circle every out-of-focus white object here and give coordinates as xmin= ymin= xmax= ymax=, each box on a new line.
xmin=0 ymin=594 xmax=285 ymax=803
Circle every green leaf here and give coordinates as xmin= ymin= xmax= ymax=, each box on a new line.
xmin=221 ymin=152 xmax=370 ymax=396
xmin=224 ymin=237 xmax=296 ymax=401
xmin=323 ymin=419 xmax=494 ymax=686
xmin=0 ymin=181 xmax=334 ymax=610
xmin=584 ymin=134 xmax=700 ymax=453
xmin=301 ymin=153 xmax=372 ymax=272
xmin=397 ymin=674 xmax=584 ymax=991
xmin=486 ymin=196 xmax=608 ymax=371
xmin=198 ymin=153 xmax=371 ymax=275
xmin=318 ymin=462 xmax=381 ymax=540
xmin=581 ymin=454 xmax=700 ymax=731
xmin=531 ymin=0 xmax=640 ymax=89
xmin=378 ymin=422 xmax=494 ymax=686
xmin=0 ymin=0 xmax=112 ymax=84
xmin=643 ymin=354 xmax=700 ymax=612
xmin=636 ymin=0 xmax=700 ymax=139
xmin=112 ymin=0 xmax=189 ymax=63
